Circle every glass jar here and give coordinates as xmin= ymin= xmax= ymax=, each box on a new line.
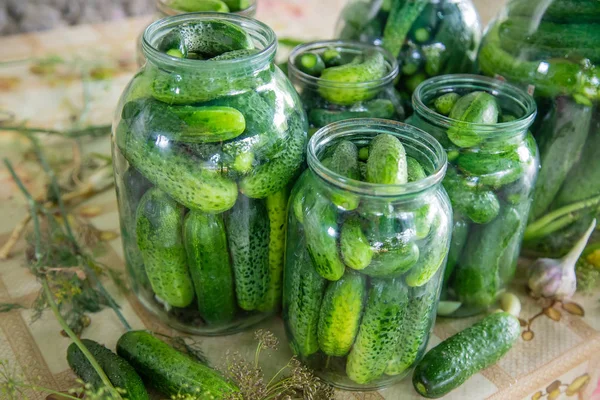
xmin=287 ymin=40 xmax=404 ymax=134
xmin=283 ymin=119 xmax=451 ymax=390
xmin=478 ymin=0 xmax=600 ymax=259
xmin=410 ymin=74 xmax=538 ymax=317
xmin=113 ymin=13 xmax=307 ymax=335
xmin=335 ymin=0 xmax=481 ymax=111
xmin=136 ymin=0 xmax=257 ymax=66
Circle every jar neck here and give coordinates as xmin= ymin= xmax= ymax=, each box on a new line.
xmin=288 ymin=40 xmax=398 ymax=92
xmin=308 ymin=119 xmax=447 ymax=198
xmin=412 ymin=74 xmax=537 ymax=146
xmin=142 ymin=13 xmax=275 ymax=74
xmin=155 ymin=0 xmax=257 ymax=17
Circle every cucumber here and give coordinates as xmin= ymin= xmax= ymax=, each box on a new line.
xmin=443 ymin=166 xmax=500 ymax=224
xmin=225 ymin=195 xmax=270 ymax=311
xmin=434 ymin=93 xmax=460 ymax=116
xmin=413 ymin=312 xmax=520 ymax=398
xmin=530 ymin=98 xmax=592 ymax=219
xmin=385 ymin=282 xmax=437 ymax=376
xmin=435 ymin=2 xmax=477 ymax=75
xmin=183 ymin=211 xmax=236 ymax=324
xmin=346 ymin=277 xmax=408 ymax=384
xmin=117 ymin=119 xmax=238 ymax=213
xmin=67 ymin=340 xmax=149 ymax=400
xmin=319 ymin=50 xmax=388 ymax=106
xmin=447 ymin=91 xmax=500 ymax=148
xmin=407 ymin=156 xmax=426 ymax=182
xmin=405 ymin=218 xmax=450 ymax=287
xmin=291 ymin=170 xmax=314 ymax=224
xmin=322 ymin=47 xmax=344 ymax=67
xmin=382 ymin=0 xmax=429 ymax=58
xmin=136 ymin=188 xmax=193 ymax=308
xmin=317 ymin=271 xmax=367 ymax=357
xmin=507 ymin=0 xmax=600 ymax=24
xmin=303 ymin=196 xmax=345 ymax=281
xmin=362 ymin=241 xmax=420 ymax=278
xmin=239 ymin=114 xmax=307 ymax=199
xmin=443 ymin=216 xmax=469 ymax=285
xmin=366 ymin=133 xmax=408 ymax=185
xmin=340 ymin=216 xmax=373 ymax=270
xmin=457 ymin=148 xmax=523 ymax=189
xmin=308 ymin=99 xmax=396 ymax=127
xmin=221 ymin=0 xmax=250 ymax=11
xmin=327 ymin=140 xmax=361 ymax=210
xmin=295 ymin=52 xmax=326 ymax=77
xmin=209 ymin=48 xmax=260 ymax=61
xmin=261 ymin=189 xmax=288 ymax=312
xmin=117 ymin=331 xmax=238 ymax=398
xmin=453 ymin=205 xmax=521 ymax=308
xmin=284 ymin=246 xmax=327 ymax=357
xmin=167 ymin=105 xmax=246 ymax=143
xmin=167 ymin=0 xmax=230 ymax=13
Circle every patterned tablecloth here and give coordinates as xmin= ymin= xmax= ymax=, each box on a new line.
xmin=0 ymin=1 xmax=599 ymax=399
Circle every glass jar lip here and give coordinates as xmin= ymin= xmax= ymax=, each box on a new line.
xmin=156 ymin=0 xmax=257 ymax=16
xmin=142 ymin=12 xmax=276 ymax=70
xmin=412 ymin=74 xmax=537 ymax=134
xmin=308 ymin=119 xmax=448 ymax=197
xmin=288 ymin=40 xmax=399 ymax=90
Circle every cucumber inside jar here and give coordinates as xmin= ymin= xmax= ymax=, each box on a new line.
xmin=113 ymin=14 xmax=307 ymax=335
xmin=283 ymin=120 xmax=451 ymax=390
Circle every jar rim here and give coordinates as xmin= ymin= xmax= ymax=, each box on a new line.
xmin=412 ymin=74 xmax=537 ymax=134
xmin=156 ymin=0 xmax=257 ymax=17
xmin=308 ymin=119 xmax=448 ymax=197
xmin=142 ymin=12 xmax=276 ymax=70
xmin=288 ymin=40 xmax=399 ymax=90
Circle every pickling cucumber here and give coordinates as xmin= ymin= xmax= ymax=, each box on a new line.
xmin=433 ymin=93 xmax=460 ymax=116
xmin=209 ymin=48 xmax=259 ymax=61
xmin=117 ymin=331 xmax=238 ymax=398
xmin=443 ymin=166 xmax=500 ymax=224
xmin=457 ymin=148 xmax=523 ymax=189
xmin=362 ymin=239 xmax=419 ymax=278
xmin=405 ymin=218 xmax=449 ymax=287
xmin=407 ymin=156 xmax=426 ymax=182
xmin=340 ymin=216 xmax=373 ymax=270
xmin=507 ymin=0 xmax=600 ymax=24
xmin=225 ymin=195 xmax=270 ymax=311
xmin=296 ymin=52 xmax=326 ymax=77
xmin=444 ymin=215 xmax=469 ymax=285
xmin=447 ymin=91 xmax=500 ymax=148
xmin=308 ymin=99 xmax=396 ymax=127
xmin=327 ymin=140 xmax=361 ymax=210
xmin=183 ymin=211 xmax=236 ymax=324
xmin=221 ymin=0 xmax=250 ymax=11
xmin=67 ymin=339 xmax=149 ymax=400
xmin=346 ymin=277 xmax=408 ymax=384
xmin=136 ymin=188 xmax=194 ymax=308
xmin=317 ymin=271 xmax=367 ymax=357
xmin=366 ymin=133 xmax=408 ymax=184
xmin=382 ymin=0 xmax=429 ymax=58
xmin=413 ymin=312 xmax=520 ymax=398
xmin=168 ymin=0 xmax=230 ymax=13
xmin=166 ymin=105 xmax=246 ymax=142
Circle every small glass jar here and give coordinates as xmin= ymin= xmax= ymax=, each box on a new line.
xmin=478 ymin=0 xmax=600 ymax=259
xmin=113 ymin=13 xmax=307 ymax=335
xmin=410 ymin=74 xmax=538 ymax=317
xmin=136 ymin=0 xmax=257 ymax=66
xmin=335 ymin=0 xmax=481 ymax=112
xmin=287 ymin=40 xmax=404 ymax=134
xmin=283 ymin=119 xmax=451 ymax=390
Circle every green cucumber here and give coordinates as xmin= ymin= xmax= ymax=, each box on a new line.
xmin=443 ymin=166 xmax=500 ymax=224
xmin=413 ymin=312 xmax=520 ymax=398
xmin=291 ymin=170 xmax=315 ymax=224
xmin=317 ymin=271 xmax=367 ymax=357
xmin=327 ymin=140 xmax=361 ymax=211
xmin=117 ymin=331 xmax=238 ymax=398
xmin=382 ymin=0 xmax=429 ymax=58
xmin=209 ymin=48 xmax=259 ymax=61
xmin=166 ymin=105 xmax=246 ymax=142
xmin=385 ymin=282 xmax=438 ymax=376
xmin=447 ymin=91 xmax=500 ymax=148
xmin=340 ymin=216 xmax=373 ymax=270
xmin=434 ymin=93 xmax=460 ymax=116
xmin=443 ymin=216 xmax=469 ymax=285
xmin=435 ymin=2 xmax=477 ymax=75
xmin=221 ymin=0 xmax=250 ymax=11
xmin=239 ymin=114 xmax=307 ymax=199
xmin=405 ymin=218 xmax=450 ymax=287
xmin=457 ymin=149 xmax=523 ymax=189
xmin=346 ymin=277 xmax=408 ymax=384
xmin=319 ymin=50 xmax=388 ymax=106
xmin=67 ymin=340 xmax=149 ymax=400
xmin=284 ymin=246 xmax=327 ymax=357
xmin=136 ymin=188 xmax=193 ymax=308
xmin=507 ymin=0 xmax=600 ymax=24
xmin=167 ymin=0 xmax=230 ymax=13
xmin=407 ymin=156 xmax=426 ymax=182
xmin=296 ymin=52 xmax=326 ymax=77
xmin=308 ymin=99 xmax=396 ymax=127
xmin=366 ymin=133 xmax=408 ymax=184
xmin=362 ymin=241 xmax=420 ymax=278
xmin=117 ymin=119 xmax=238 ymax=213
xmin=225 ymin=195 xmax=270 ymax=311
xmin=453 ymin=205 xmax=521 ymax=308
xmin=183 ymin=211 xmax=236 ymax=324
xmin=322 ymin=47 xmax=343 ymax=67
xmin=261 ymin=189 xmax=288 ymax=312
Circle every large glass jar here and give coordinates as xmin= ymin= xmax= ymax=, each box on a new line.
xmin=113 ymin=13 xmax=307 ymax=335
xmin=410 ymin=74 xmax=538 ymax=317
xmin=283 ymin=119 xmax=451 ymax=390
xmin=288 ymin=40 xmax=404 ymax=134
xmin=478 ymin=0 xmax=600 ymax=259
xmin=335 ymin=0 xmax=481 ymax=111
xmin=136 ymin=0 xmax=257 ymax=66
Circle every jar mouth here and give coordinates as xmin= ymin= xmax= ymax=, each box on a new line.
xmin=412 ymin=74 xmax=537 ymax=134
xmin=308 ymin=119 xmax=448 ymax=197
xmin=156 ymin=0 xmax=257 ymax=16
xmin=288 ymin=40 xmax=399 ymax=90
xmin=142 ymin=12 xmax=276 ymax=70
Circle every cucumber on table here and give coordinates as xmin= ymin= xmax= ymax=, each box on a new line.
xmin=67 ymin=339 xmax=149 ymax=400
xmin=136 ymin=188 xmax=194 ymax=308
xmin=346 ymin=277 xmax=408 ymax=384
xmin=184 ymin=211 xmax=236 ymax=324
xmin=413 ymin=312 xmax=520 ymax=398
xmin=317 ymin=271 xmax=367 ymax=357
xmin=117 ymin=331 xmax=238 ymax=398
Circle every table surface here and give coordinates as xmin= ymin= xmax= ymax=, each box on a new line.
xmin=1 ymin=1 xmax=599 ymax=400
